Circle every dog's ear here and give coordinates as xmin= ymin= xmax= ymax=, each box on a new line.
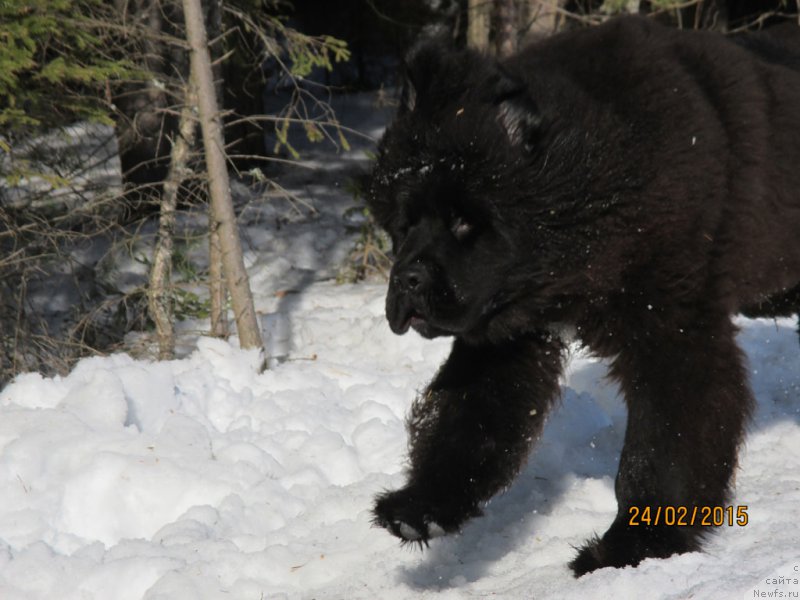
xmin=399 ymin=67 xmax=418 ymax=114
xmin=491 ymin=71 xmax=543 ymax=148
xmin=400 ymin=39 xmax=541 ymax=149
xmin=399 ymin=39 xmax=447 ymax=114
xmin=400 ymin=38 xmax=468 ymax=115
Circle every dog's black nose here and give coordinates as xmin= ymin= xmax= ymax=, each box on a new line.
xmin=393 ymin=263 xmax=430 ymax=294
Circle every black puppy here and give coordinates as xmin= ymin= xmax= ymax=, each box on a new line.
xmin=366 ymin=16 xmax=800 ymax=575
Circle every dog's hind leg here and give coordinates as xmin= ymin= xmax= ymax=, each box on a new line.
xmin=571 ymin=311 xmax=753 ymax=575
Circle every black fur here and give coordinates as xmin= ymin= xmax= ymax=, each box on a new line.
xmin=366 ymin=16 xmax=800 ymax=575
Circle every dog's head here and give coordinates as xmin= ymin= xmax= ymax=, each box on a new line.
xmin=367 ymin=40 xmax=549 ymax=340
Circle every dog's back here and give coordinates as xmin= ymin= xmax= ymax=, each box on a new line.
xmin=504 ymin=17 xmax=800 ymax=312
xmin=732 ymin=23 xmax=800 ymax=71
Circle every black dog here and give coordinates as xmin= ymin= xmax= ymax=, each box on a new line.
xmin=366 ymin=16 xmax=800 ymax=575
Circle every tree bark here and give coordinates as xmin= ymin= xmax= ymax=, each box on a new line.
xmin=494 ymin=0 xmax=518 ymax=57
xmin=147 ymin=82 xmax=198 ymax=360
xmin=182 ymin=0 xmax=265 ymax=355
xmin=203 ymin=0 xmax=229 ymax=340
xmin=519 ymin=0 xmax=568 ymax=41
xmin=114 ymin=0 xmax=173 ymax=190
xmin=467 ymin=0 xmax=492 ymax=51
xmin=208 ymin=221 xmax=229 ymax=338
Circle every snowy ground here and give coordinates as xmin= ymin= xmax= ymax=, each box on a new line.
xmin=1 ymin=93 xmax=800 ymax=599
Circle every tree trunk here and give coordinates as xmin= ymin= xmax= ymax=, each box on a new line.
xmin=203 ymin=0 xmax=229 ymax=340
xmin=519 ymin=0 xmax=568 ymax=41
xmin=494 ymin=0 xmax=518 ymax=57
xmin=114 ymin=0 xmax=173 ymax=192
xmin=182 ymin=0 xmax=265 ymax=356
xmin=208 ymin=222 xmax=229 ymax=338
xmin=467 ymin=0 xmax=492 ymax=51
xmin=147 ymin=82 xmax=198 ymax=360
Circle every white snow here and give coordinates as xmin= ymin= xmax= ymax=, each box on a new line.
xmin=1 ymin=92 xmax=799 ymax=599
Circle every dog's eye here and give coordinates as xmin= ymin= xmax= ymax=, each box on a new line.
xmin=450 ymin=216 xmax=474 ymax=241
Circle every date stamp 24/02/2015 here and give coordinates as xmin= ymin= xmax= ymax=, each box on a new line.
xmin=628 ymin=505 xmax=749 ymax=527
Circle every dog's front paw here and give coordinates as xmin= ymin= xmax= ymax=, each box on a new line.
xmin=372 ymin=487 xmax=478 ymax=546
